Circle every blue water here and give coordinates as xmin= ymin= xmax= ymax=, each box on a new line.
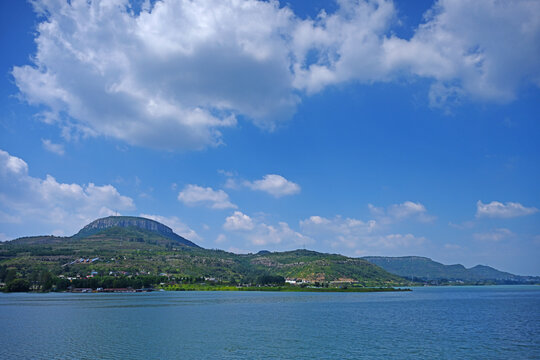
xmin=0 ymin=286 xmax=538 ymax=359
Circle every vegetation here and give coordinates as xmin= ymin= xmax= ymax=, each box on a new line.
xmin=0 ymin=217 xmax=414 ymax=292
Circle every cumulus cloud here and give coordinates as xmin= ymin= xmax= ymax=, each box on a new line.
xmin=139 ymin=213 xmax=200 ymax=241
xmin=369 ymin=201 xmax=435 ymax=223
xmin=244 ymin=174 xmax=301 ymax=197
xmin=42 ymin=139 xmax=65 ymax=155
xmin=223 ymin=210 xmax=311 ymax=248
xmin=301 ymin=215 xmax=377 ymax=242
xmin=300 ymin=215 xmax=425 ymax=254
xmin=14 ymin=0 xmax=296 ymax=150
xmin=476 ymin=200 xmax=538 ymax=218
xmin=295 ymin=0 xmax=540 ymax=103
xmin=13 ymin=0 xmax=540 ymax=150
xmin=0 ymin=149 xmax=134 ymax=236
xmin=224 ymin=211 xmax=255 ymax=231
xmin=178 ymin=184 xmax=236 ymax=209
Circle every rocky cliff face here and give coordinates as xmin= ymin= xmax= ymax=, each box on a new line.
xmin=81 ymin=216 xmax=174 ymax=235
xmin=74 ymin=216 xmax=199 ymax=247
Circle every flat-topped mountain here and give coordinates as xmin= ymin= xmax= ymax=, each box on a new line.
xmin=74 ymin=216 xmax=199 ymax=248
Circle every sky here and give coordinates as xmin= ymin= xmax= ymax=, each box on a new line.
xmin=0 ymin=0 xmax=539 ymax=275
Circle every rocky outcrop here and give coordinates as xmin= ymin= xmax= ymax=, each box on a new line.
xmin=74 ymin=216 xmax=199 ymax=247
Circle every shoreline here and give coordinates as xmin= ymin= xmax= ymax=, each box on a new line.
xmin=1 ymin=286 xmax=411 ymax=294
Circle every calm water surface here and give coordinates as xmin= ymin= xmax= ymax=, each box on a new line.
xmin=1 ymin=286 xmax=539 ymax=359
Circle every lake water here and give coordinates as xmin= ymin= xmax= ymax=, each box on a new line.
xmin=1 ymin=286 xmax=539 ymax=359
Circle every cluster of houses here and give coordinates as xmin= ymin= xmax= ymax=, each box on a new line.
xmin=58 ymin=269 xmax=172 ymax=282
xmin=285 ymin=278 xmax=310 ymax=285
xmin=71 ymin=287 xmax=155 ymax=293
xmin=62 ymin=257 xmax=100 ymax=267
xmin=285 ymin=277 xmax=358 ymax=287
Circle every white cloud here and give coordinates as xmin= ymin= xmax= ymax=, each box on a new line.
xmin=244 ymin=174 xmax=301 ymax=197
xmin=473 ymin=228 xmax=514 ymax=242
xmin=369 ymin=201 xmax=435 ymax=223
xmin=300 ymin=215 xmax=424 ymax=254
xmin=250 ymin=221 xmax=308 ymax=247
xmin=224 ymin=178 xmax=240 ymax=190
xmin=476 ymin=200 xmax=538 ymax=218
xmin=388 ymin=201 xmax=430 ymax=220
xmin=178 ymin=184 xmax=236 ymax=209
xmin=295 ymin=0 xmax=540 ymax=104
xmin=224 ymin=210 xmax=311 ymax=248
xmin=14 ymin=0 xmax=296 ymax=150
xmin=42 ymin=139 xmax=65 ymax=155
xmin=0 ymin=149 xmax=135 ymax=236
xmin=301 ymin=215 xmax=377 ymax=241
xmin=139 ymin=213 xmax=201 ymax=242
xmin=224 ymin=211 xmax=255 ymax=231
xmin=13 ymin=0 xmax=540 ymax=150
xmin=389 ymin=0 xmax=540 ymax=105
xmin=291 ymin=0 xmax=397 ymax=93
xmin=1 ymin=151 xmax=28 ymax=175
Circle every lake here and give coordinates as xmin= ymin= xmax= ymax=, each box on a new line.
xmin=1 ymin=286 xmax=539 ymax=359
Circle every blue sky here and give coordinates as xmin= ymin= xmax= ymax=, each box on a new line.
xmin=1 ymin=0 xmax=539 ymax=275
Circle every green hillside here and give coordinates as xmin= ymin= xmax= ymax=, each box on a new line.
xmin=0 ymin=217 xmax=409 ymax=291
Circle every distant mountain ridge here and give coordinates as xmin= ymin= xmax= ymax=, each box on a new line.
xmin=363 ymin=256 xmax=538 ymax=283
xmin=74 ymin=216 xmax=199 ymax=248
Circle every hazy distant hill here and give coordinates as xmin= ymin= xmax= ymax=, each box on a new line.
xmin=363 ymin=256 xmax=538 ymax=283
xmin=0 ymin=216 xmax=406 ymax=286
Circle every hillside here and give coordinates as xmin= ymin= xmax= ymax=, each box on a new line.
xmin=363 ymin=256 xmax=538 ymax=284
xmin=0 ymin=216 xmax=408 ymax=290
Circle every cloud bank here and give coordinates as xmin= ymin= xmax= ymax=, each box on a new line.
xmin=13 ymin=0 xmax=540 ymax=150
xmin=224 ymin=211 xmax=311 ymax=249
xmin=0 ymin=149 xmax=134 ymax=236
xmin=300 ymin=215 xmax=425 ymax=255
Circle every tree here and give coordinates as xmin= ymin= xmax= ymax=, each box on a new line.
xmin=257 ymin=275 xmax=285 ymax=286
xmin=40 ymin=271 xmax=53 ymax=291
xmin=5 ymin=279 xmax=30 ymax=292
xmin=4 ymin=269 xmax=17 ymax=284
xmin=0 ymin=265 xmax=7 ymax=282
xmin=55 ymin=278 xmax=70 ymax=291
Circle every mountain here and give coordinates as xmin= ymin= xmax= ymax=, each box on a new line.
xmin=0 ymin=216 xmax=408 ymax=287
xmin=73 ymin=216 xmax=199 ymax=248
xmin=363 ymin=256 xmax=538 ymax=284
